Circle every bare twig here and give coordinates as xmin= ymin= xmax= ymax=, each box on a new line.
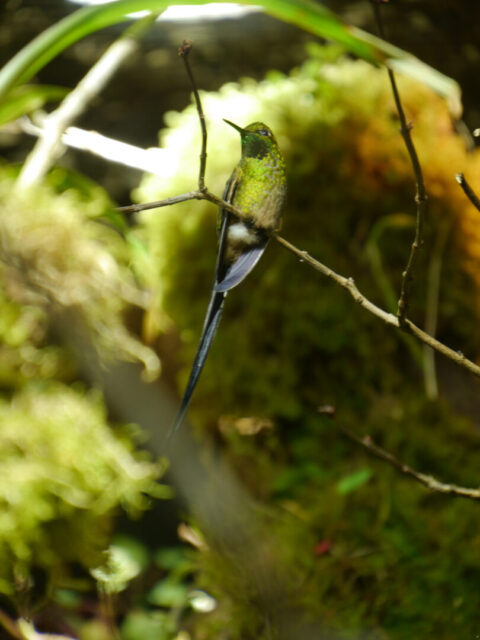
xmin=275 ymin=234 xmax=397 ymax=326
xmin=118 ymin=188 xmax=246 ymax=220
xmin=371 ymin=1 xmax=427 ymax=325
xmin=118 ymin=191 xmax=202 ymax=214
xmin=456 ymin=172 xmax=480 ymax=212
xmin=16 ymin=13 xmax=158 ymax=190
xmin=124 ymin=191 xmax=478 ymax=384
xmin=179 ymin=40 xmax=207 ymax=191
xmin=364 ymin=219 xmax=424 ymax=369
xmin=274 ymin=233 xmax=480 ymax=379
xmin=339 ymin=423 xmax=480 ymax=501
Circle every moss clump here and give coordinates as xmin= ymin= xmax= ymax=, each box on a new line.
xmin=0 ymin=169 xmax=166 ymax=606
xmin=0 ymin=384 xmax=166 ymax=598
xmin=0 ymin=173 xmax=160 ymax=380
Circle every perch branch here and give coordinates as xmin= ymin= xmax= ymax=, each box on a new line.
xmin=120 ymin=42 xmax=480 ymax=385
xmin=120 ymin=202 xmax=480 ymax=383
xmin=456 ymin=172 xmax=480 ymax=212
xmin=274 ymin=234 xmax=397 ymax=326
xmin=118 ymin=188 xmax=246 ymax=220
xmin=118 ymin=191 xmax=203 ymax=213
xmin=274 ymin=233 xmax=480 ymax=379
xmin=372 ymin=1 xmax=427 ymax=325
xmin=339 ymin=424 xmax=480 ymax=501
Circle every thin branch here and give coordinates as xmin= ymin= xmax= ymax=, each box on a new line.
xmin=364 ymin=223 xmax=424 ymax=369
xmin=456 ymin=172 xmax=480 ymax=212
xmin=274 ymin=233 xmax=480 ymax=380
xmin=372 ymin=1 xmax=427 ymax=325
xmin=118 ymin=188 xmax=246 ymax=220
xmin=16 ymin=13 xmax=158 ymax=190
xmin=275 ymin=234 xmax=397 ymax=326
xmin=178 ymin=40 xmax=207 ymax=192
xmin=200 ymin=188 xmax=246 ymax=215
xmin=118 ymin=191 xmax=202 ymax=214
xmin=339 ymin=424 xmax=480 ymax=501
xmin=117 ymin=42 xmax=480 ymax=387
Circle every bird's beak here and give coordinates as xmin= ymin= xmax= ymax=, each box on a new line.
xmin=223 ymin=118 xmax=243 ymax=133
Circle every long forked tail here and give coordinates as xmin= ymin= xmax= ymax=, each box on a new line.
xmin=166 ymin=289 xmax=226 ymax=444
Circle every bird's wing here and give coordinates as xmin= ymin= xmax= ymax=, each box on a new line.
xmin=215 ymin=244 xmax=266 ymax=293
xmin=217 ymin=165 xmax=240 ymax=232
xmin=215 ymin=163 xmax=268 ymax=292
xmin=214 ymin=165 xmax=241 ymax=282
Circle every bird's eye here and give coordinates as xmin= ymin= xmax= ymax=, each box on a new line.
xmin=257 ymin=128 xmax=271 ymax=137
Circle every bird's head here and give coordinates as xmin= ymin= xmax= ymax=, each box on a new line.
xmin=223 ymin=120 xmax=279 ymax=159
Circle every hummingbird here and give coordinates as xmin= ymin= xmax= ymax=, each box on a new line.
xmin=167 ymin=120 xmax=287 ymax=443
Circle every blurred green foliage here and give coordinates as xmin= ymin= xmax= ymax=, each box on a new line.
xmin=0 ymin=171 xmax=160 ymax=380
xmin=0 ymin=85 xmax=68 ymax=128
xmin=135 ymin=45 xmax=480 ymax=638
xmin=0 ymin=166 xmax=167 ymax=613
xmin=0 ymin=385 xmax=166 ymax=597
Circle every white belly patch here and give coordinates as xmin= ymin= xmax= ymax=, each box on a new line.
xmin=227 ymin=222 xmax=258 ymax=245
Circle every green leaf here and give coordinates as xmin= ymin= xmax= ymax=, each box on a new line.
xmin=0 ymin=84 xmax=68 ymax=127
xmin=90 ymin=544 xmax=143 ymax=593
xmin=336 ymin=467 xmax=373 ymax=495
xmin=147 ymin=579 xmax=188 ymax=607
xmin=122 ymin=610 xmax=172 ymax=640
xmin=0 ymin=0 xmax=461 ymax=116
xmin=154 ymin=546 xmax=189 ymax=571
xmin=112 ymin=534 xmax=150 ymax=572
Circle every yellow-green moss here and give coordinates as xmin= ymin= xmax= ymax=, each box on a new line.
xmin=0 ymin=173 xmax=160 ymax=379
xmin=0 ymin=384 xmax=166 ymax=598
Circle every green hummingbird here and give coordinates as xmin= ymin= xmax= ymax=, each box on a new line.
xmin=168 ymin=120 xmax=287 ymax=442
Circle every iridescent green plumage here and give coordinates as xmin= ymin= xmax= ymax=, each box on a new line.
xmin=168 ymin=121 xmax=286 ymax=443
xmin=220 ymin=120 xmax=286 ymax=269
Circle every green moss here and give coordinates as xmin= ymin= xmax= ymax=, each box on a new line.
xmin=0 ymin=174 xmax=160 ymax=379
xmin=0 ymin=383 xmax=165 ymax=599
xmin=0 ymin=171 xmax=167 ymax=606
